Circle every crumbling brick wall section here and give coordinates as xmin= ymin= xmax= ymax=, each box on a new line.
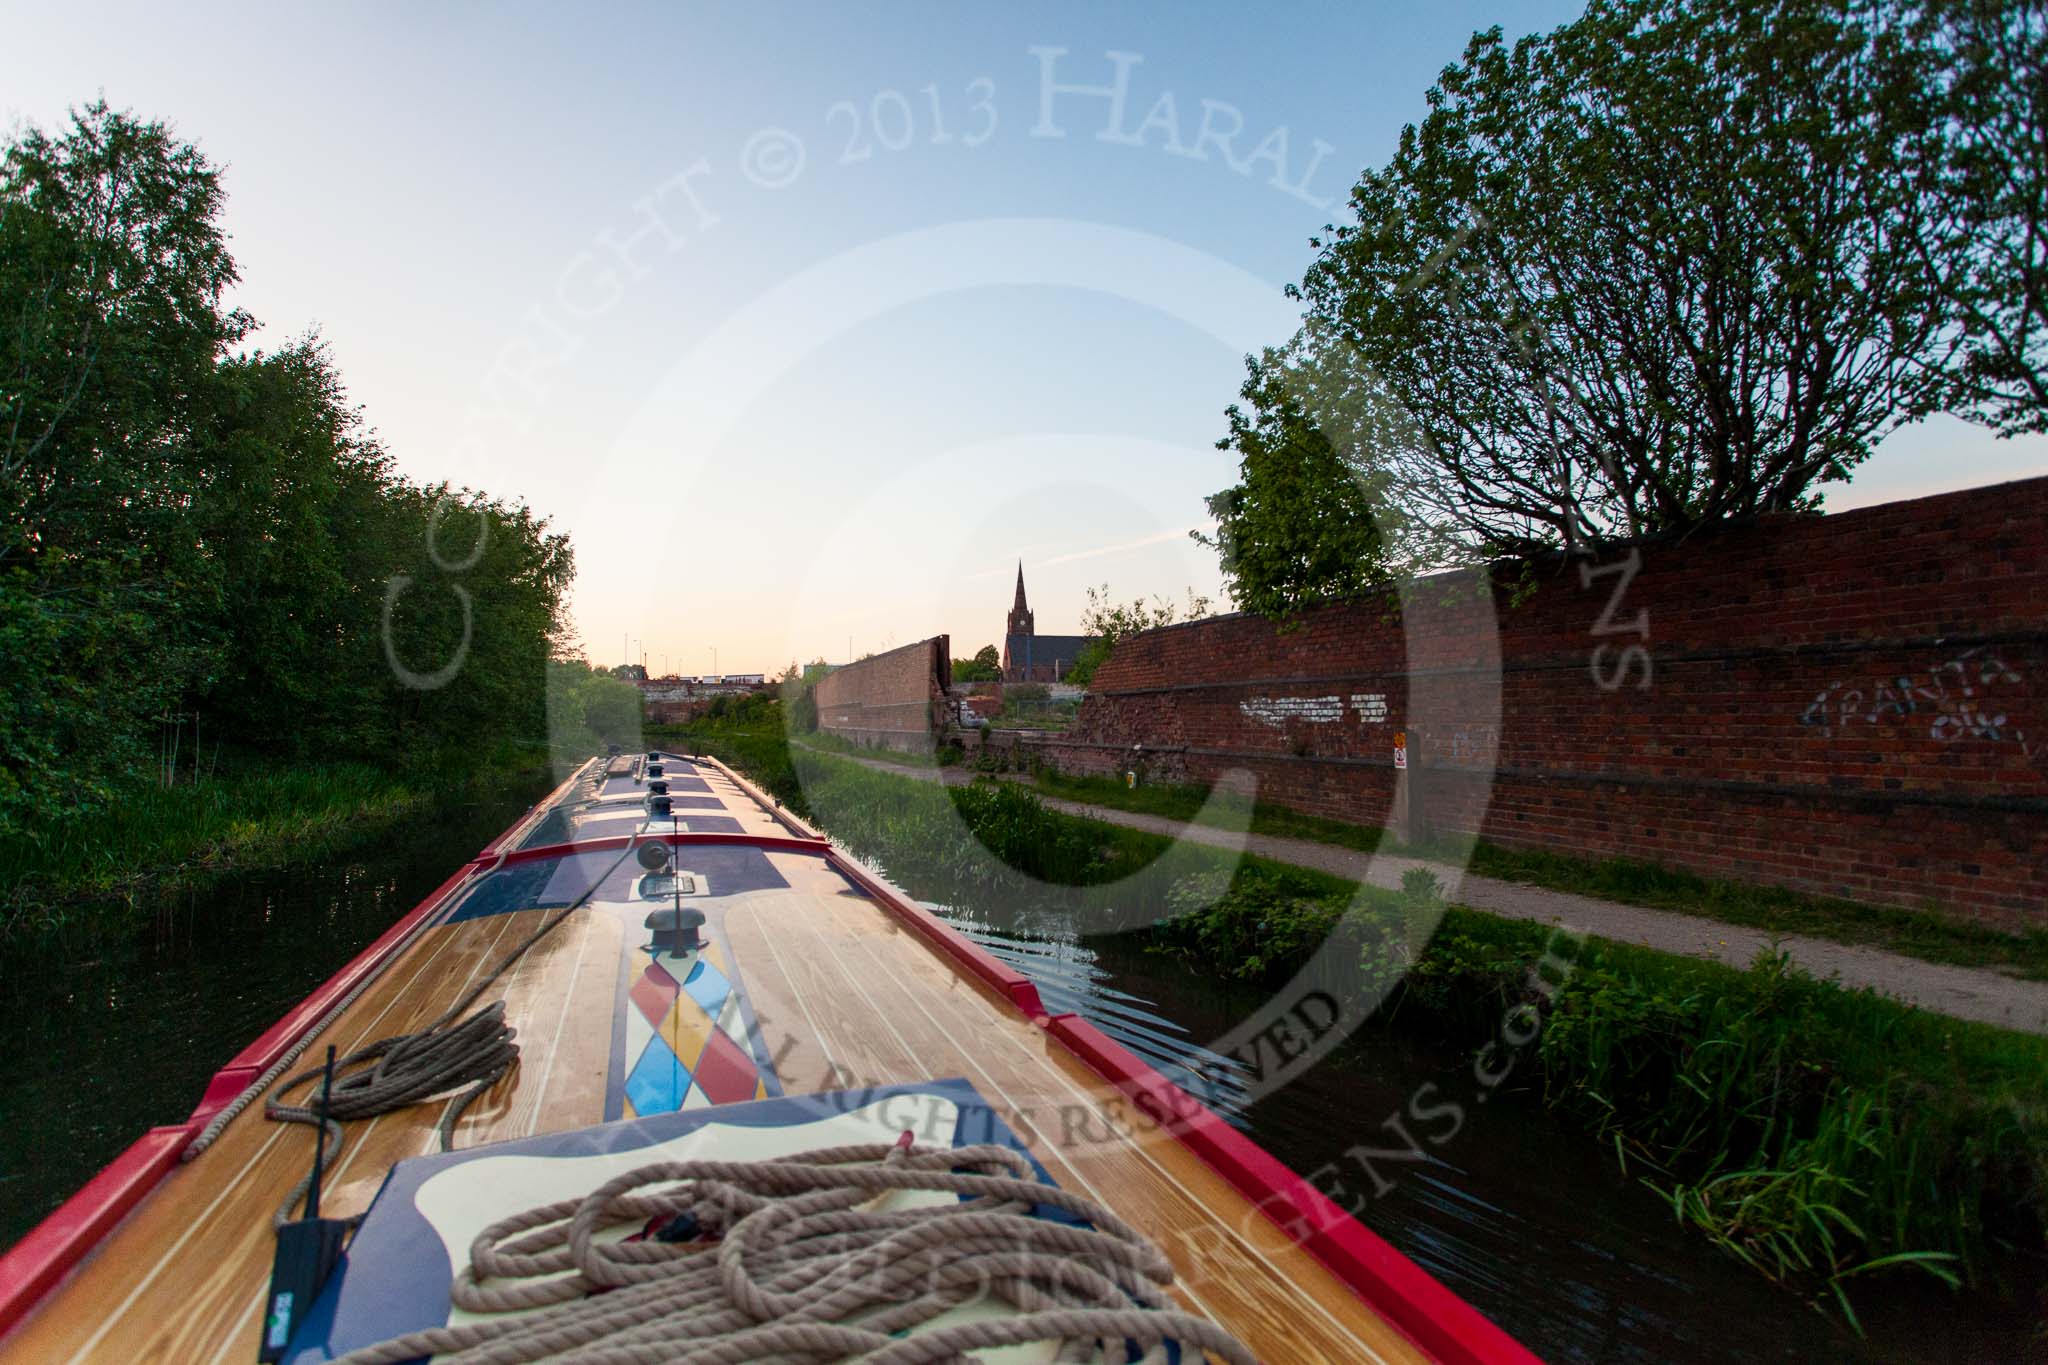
xmin=1036 ymin=478 xmax=2047 ymax=930
xmin=815 ymin=637 xmax=952 ymax=753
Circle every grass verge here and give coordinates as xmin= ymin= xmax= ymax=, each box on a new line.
xmin=1029 ymin=769 xmax=1382 ymax=852
xmin=1027 ymin=768 xmax=2048 ymax=980
xmin=1457 ymin=841 xmax=2048 ymax=980
xmin=680 ymin=704 xmax=2047 ymax=1320
xmin=793 ymin=731 xmax=963 ymax=770
xmin=0 ymin=739 xmax=551 ymax=933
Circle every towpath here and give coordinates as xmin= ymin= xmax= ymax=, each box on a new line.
xmin=809 ymin=746 xmax=2048 ymax=1035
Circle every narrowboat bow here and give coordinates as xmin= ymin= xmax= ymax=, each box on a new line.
xmin=0 ymin=753 xmax=1535 ymax=1363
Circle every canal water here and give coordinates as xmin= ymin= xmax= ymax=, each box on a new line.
xmin=932 ymin=911 xmax=2039 ymax=1364
xmin=0 ymin=777 xmax=2030 ymax=1361
xmin=0 ymin=775 xmax=553 ymax=1250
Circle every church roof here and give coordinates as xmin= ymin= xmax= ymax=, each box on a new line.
xmin=1003 ymin=633 xmax=1092 ymax=666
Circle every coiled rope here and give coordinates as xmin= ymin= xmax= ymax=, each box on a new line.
xmin=257 ymin=825 xmax=644 ymax=1225
xmin=187 ymin=764 xmax=666 ymax=1246
xmin=330 ymin=1139 xmax=1258 ymax=1365
xmin=181 ymin=758 xmax=609 ymax=1165
xmin=262 ymin=1001 xmax=523 ymax=1227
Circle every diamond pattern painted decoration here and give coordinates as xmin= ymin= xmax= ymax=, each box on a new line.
xmin=629 ymin=961 xmax=681 ymax=1029
xmin=682 ymin=960 xmax=731 ymax=1017
xmin=621 ymin=950 xmax=771 ymax=1116
xmin=624 ymin=1029 xmax=686 ymax=1115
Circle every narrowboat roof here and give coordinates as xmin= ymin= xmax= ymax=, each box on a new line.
xmin=0 ymin=752 xmax=1531 ymax=1363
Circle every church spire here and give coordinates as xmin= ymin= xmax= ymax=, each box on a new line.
xmin=1006 ymin=561 xmax=1034 ymax=639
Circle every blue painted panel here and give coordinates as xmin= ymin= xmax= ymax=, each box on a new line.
xmin=623 ymin=1032 xmax=688 ymax=1116
xmin=681 ymin=960 xmax=730 ymax=1017
xmin=283 ymin=1079 xmax=1052 ymax=1364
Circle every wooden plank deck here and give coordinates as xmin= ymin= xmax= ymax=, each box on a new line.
xmin=5 ymin=760 xmax=1434 ymax=1364
xmin=723 ymin=863 xmax=1425 ymax=1363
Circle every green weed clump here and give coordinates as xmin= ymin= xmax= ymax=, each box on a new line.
xmin=1158 ymin=860 xmax=2048 ymax=1315
xmin=682 ymin=707 xmax=2048 ymax=1315
xmin=1271 ymin=890 xmax=2048 ymax=1317
xmin=1526 ymin=941 xmax=2046 ymax=1319
xmin=0 ymin=739 xmax=550 ymax=931
xmin=1160 ymin=860 xmax=2048 ymax=1314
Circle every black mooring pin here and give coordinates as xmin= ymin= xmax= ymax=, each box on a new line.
xmin=258 ymin=1046 xmax=350 ymax=1361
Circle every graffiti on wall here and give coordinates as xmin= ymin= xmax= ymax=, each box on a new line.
xmin=1240 ymin=693 xmax=1389 ymax=728
xmin=1799 ymin=647 xmax=2033 ymax=757
xmin=1441 ymin=724 xmax=1498 ymax=764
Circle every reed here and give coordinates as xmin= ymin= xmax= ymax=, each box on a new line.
xmin=1397 ymin=912 xmax=2048 ymax=1318
xmin=0 ymin=741 xmax=547 ymax=931
xmin=684 ymin=707 xmax=2048 ymax=1316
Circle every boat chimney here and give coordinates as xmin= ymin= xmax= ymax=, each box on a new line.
xmin=645 ymin=905 xmax=705 ymax=955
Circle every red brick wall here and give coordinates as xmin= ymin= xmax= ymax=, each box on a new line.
xmin=1040 ymin=478 xmax=2048 ymax=929
xmin=815 ymin=637 xmax=951 ymax=752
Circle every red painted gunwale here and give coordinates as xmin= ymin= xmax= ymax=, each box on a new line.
xmin=0 ymin=760 xmax=588 ymax=1338
xmin=690 ymin=755 xmax=1534 ymax=1365
xmin=0 ymin=753 xmax=1535 ymax=1364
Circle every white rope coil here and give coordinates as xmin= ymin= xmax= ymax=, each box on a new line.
xmin=331 ymin=1139 xmax=1258 ymax=1365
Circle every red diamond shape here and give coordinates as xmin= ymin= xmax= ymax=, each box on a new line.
xmin=629 ymin=962 xmax=682 ymax=1031
xmin=690 ymin=1027 xmax=758 ymax=1105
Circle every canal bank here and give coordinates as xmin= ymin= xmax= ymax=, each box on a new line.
xmin=666 ymin=708 xmax=2047 ymax=1359
xmin=828 ymin=746 xmax=2048 ymax=1034
xmin=0 ymin=744 xmax=554 ymax=934
xmin=0 ymin=767 xmax=556 ymax=1246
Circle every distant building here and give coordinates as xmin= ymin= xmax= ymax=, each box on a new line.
xmin=1000 ymin=563 xmax=1093 ymax=684
xmin=635 ymin=674 xmax=770 ymax=703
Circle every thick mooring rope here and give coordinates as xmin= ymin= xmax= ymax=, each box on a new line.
xmin=330 ymin=1140 xmax=1258 ymax=1365
xmin=256 ymin=826 xmax=646 ymax=1225
xmin=263 ymin=1001 xmax=523 ymax=1227
xmin=181 ymin=759 xmax=610 ymax=1164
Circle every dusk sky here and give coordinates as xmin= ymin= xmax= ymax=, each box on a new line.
xmin=8 ymin=1 xmax=2044 ymax=675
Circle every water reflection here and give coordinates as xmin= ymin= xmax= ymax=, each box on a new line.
xmin=0 ymin=779 xmax=550 ymax=1246
xmin=0 ymin=798 xmax=2016 ymax=1362
xmin=926 ymin=899 xmax=1902 ymax=1364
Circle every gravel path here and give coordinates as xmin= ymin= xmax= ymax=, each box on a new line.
xmin=820 ymin=749 xmax=2048 ymax=1035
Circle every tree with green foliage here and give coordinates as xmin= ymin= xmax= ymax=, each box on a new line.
xmin=951 ymin=644 xmax=1001 ymax=682
xmin=1909 ymin=0 xmax=2047 ymax=435
xmin=775 ymin=661 xmax=819 ymax=734
xmin=1243 ymin=0 xmax=1953 ymax=562
xmin=1065 ymin=585 xmax=1212 ymax=688
xmin=0 ymin=101 xmax=576 ymax=838
xmin=1 ymin=101 xmax=247 ymax=821
xmin=1196 ymin=356 xmax=1393 ymax=618
xmin=545 ymin=659 xmax=642 ymax=758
